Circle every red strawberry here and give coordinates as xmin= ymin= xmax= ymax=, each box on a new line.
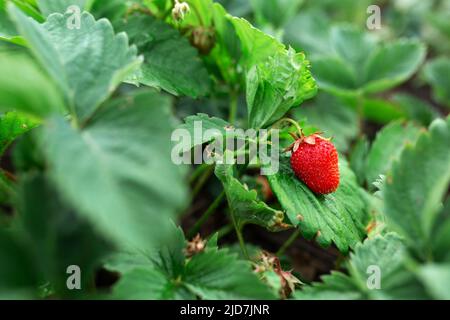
xmin=290 ymin=134 xmax=340 ymax=194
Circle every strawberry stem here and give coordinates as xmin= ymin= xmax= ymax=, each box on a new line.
xmin=276 ymin=228 xmax=301 ymax=256
xmin=272 ymin=118 xmax=303 ymax=138
xmin=187 ymin=191 xmax=226 ymax=239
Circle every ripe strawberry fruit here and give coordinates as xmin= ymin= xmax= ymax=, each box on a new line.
xmin=290 ymin=134 xmax=340 ymax=194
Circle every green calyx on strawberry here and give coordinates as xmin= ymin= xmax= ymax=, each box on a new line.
xmin=287 ymin=131 xmax=340 ymax=195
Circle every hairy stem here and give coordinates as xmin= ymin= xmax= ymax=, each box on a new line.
xmin=276 ymin=228 xmax=301 ymax=256
xmin=272 ymin=118 xmax=303 ymax=137
xmin=191 ymin=165 xmax=214 ymax=200
xmin=189 ymin=163 xmax=210 ymax=184
xmin=187 ymin=191 xmax=226 ymax=238
xmin=231 ymin=215 xmax=249 ymax=259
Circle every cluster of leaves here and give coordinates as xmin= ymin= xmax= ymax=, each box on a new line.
xmin=0 ymin=0 xmax=449 ymax=300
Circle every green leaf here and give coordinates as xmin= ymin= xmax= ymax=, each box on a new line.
xmin=267 ymin=157 xmax=369 ymax=253
xmin=0 ymin=0 xmax=26 ymax=45
xmin=0 ymin=228 xmax=40 ymax=293
xmin=9 ymin=0 xmax=44 ymax=22
xmin=113 ymin=267 xmax=190 ymax=299
xmin=391 ymin=93 xmax=439 ymax=126
xmin=432 ymin=198 xmax=450 ymax=262
xmin=9 ymin=5 xmax=141 ymax=120
xmin=349 ymin=136 xmax=370 ymax=186
xmin=246 ymin=47 xmax=317 ymax=128
xmin=37 ymin=0 xmax=93 ymax=16
xmin=0 ymin=170 xmax=13 ymax=205
xmin=361 ymin=98 xmax=406 ymax=124
xmin=330 ymin=25 xmax=376 ymax=82
xmin=228 ymin=16 xmax=284 ymax=67
xmin=215 ymin=163 xmax=286 ymax=232
xmin=16 ymin=173 xmax=112 ymax=297
xmin=423 ymin=57 xmax=450 ymax=108
xmin=0 ymin=54 xmax=65 ymax=118
xmin=110 ymin=225 xmax=275 ymax=300
xmin=40 ymin=90 xmax=188 ymax=251
xmin=293 ymin=93 xmax=359 ymax=152
xmin=250 ymin=0 xmax=303 ymax=28
xmin=184 ymin=248 xmax=275 ymax=299
xmin=365 ymin=121 xmax=421 ymax=186
xmin=220 ymin=14 xmax=317 ymax=129
xmin=0 ymin=112 xmax=39 ymax=156
xmin=310 ymin=25 xmax=426 ymax=97
xmin=90 ymin=0 xmax=127 ymax=25
xmin=209 ymin=2 xmax=242 ymax=84
xmin=417 ymin=264 xmax=450 ymax=299
xmin=311 ymin=57 xmax=358 ymax=96
xmin=284 ymin=9 xmax=331 ymax=57
xmin=294 ymin=271 xmax=362 ymax=300
xmin=363 ymin=40 xmax=426 ymax=94
xmin=117 ymin=14 xmax=211 ymax=98
xmin=383 ymin=117 xmax=450 ymax=258
xmin=295 ymin=234 xmax=427 ymax=300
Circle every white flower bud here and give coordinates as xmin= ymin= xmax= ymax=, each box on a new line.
xmin=172 ymin=0 xmax=190 ymax=22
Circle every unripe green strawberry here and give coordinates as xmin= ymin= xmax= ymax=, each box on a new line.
xmin=290 ymin=134 xmax=340 ymax=194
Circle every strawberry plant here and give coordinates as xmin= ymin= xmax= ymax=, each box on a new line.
xmin=0 ymin=0 xmax=449 ymax=301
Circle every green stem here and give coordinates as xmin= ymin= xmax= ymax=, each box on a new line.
xmin=276 ymin=228 xmax=301 ymax=256
xmin=216 ymin=224 xmax=234 ymax=239
xmin=187 ymin=191 xmax=226 ymax=238
xmin=189 ymin=163 xmax=210 ymax=184
xmin=273 ymin=118 xmax=303 ymax=137
xmin=231 ymin=215 xmax=249 ymax=259
xmin=191 ymin=165 xmax=214 ymax=200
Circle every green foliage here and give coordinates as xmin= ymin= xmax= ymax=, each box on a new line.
xmin=40 ymin=90 xmax=188 ymax=251
xmin=284 ymin=8 xmax=330 ymax=57
xmin=16 ymin=173 xmax=112 ymax=298
xmin=0 ymin=54 xmax=65 ymax=118
xmin=250 ymin=0 xmax=303 ymax=28
xmin=365 ymin=121 xmax=421 ymax=186
xmin=295 ymin=233 xmax=427 ymax=300
xmin=293 ymin=93 xmax=359 ymax=152
xmin=9 ymin=5 xmax=141 ymax=121
xmin=0 ymin=112 xmax=38 ymax=156
xmin=383 ymin=117 xmax=450 ymax=259
xmin=0 ymin=0 xmax=448 ymax=302
xmin=349 ymin=136 xmax=370 ymax=186
xmin=117 ymin=13 xmax=211 ymax=98
xmin=215 ymin=162 xmax=286 ymax=232
xmin=0 ymin=229 xmax=40 ymax=295
xmin=37 ymin=0 xmax=93 ymax=16
xmin=267 ymin=157 xmax=369 ymax=253
xmin=390 ymin=94 xmax=439 ymax=126
xmin=245 ymin=47 xmax=317 ymax=128
xmin=311 ymin=25 xmax=426 ymax=97
xmin=363 ymin=40 xmax=426 ymax=94
xmin=423 ymin=57 xmax=450 ymax=108
xmin=230 ymin=16 xmax=317 ymax=128
xmin=0 ymin=0 xmax=25 ymax=45
xmin=176 ymin=113 xmax=246 ymax=153
xmin=109 ymin=225 xmax=276 ymax=300
xmin=417 ymin=263 xmax=450 ymax=299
